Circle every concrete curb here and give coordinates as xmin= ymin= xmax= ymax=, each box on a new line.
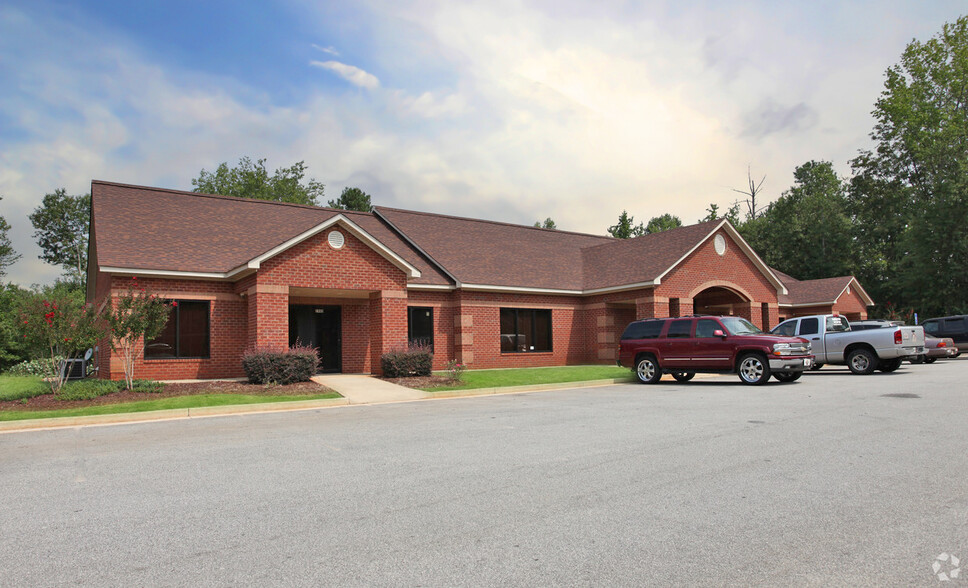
xmin=429 ymin=377 xmax=635 ymax=398
xmin=0 ymin=397 xmax=350 ymax=434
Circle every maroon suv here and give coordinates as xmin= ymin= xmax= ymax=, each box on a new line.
xmin=618 ymin=316 xmax=813 ymax=385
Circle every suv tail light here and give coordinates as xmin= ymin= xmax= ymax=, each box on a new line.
xmin=894 ymin=329 xmax=903 ymax=344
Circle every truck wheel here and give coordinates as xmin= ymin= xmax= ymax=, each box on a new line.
xmin=737 ymin=353 xmax=771 ymax=385
xmin=847 ymin=349 xmax=877 ymax=375
xmin=635 ymin=355 xmax=662 ymax=384
xmin=773 ymin=372 xmax=802 ymax=383
xmin=878 ymin=358 xmax=902 ymax=372
xmin=672 ymin=372 xmax=695 ymax=382
xmin=924 ymin=357 xmax=937 ymax=364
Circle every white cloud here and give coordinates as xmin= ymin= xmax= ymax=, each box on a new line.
xmin=309 ymin=60 xmax=380 ymax=90
xmin=311 ymin=43 xmax=339 ymax=56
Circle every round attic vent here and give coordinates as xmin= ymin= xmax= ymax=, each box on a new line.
xmin=328 ymin=230 xmax=345 ymax=249
xmin=714 ymin=234 xmax=727 ymax=256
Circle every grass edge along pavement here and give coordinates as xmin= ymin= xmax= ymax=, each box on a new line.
xmin=421 ymin=365 xmax=634 ymax=392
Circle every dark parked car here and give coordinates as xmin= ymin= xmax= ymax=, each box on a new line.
xmin=921 ymin=315 xmax=968 ymax=357
xmin=618 ymin=316 xmax=813 ymax=385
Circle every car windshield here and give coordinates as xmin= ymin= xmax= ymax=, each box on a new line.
xmin=721 ymin=317 xmax=763 ymax=336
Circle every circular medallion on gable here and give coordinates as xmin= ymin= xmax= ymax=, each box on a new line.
xmin=714 ymin=234 xmax=727 ymax=256
xmin=328 ymin=230 xmax=345 ymax=249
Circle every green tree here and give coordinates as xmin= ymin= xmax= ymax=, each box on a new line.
xmin=533 ymin=217 xmax=557 ymax=229
xmin=740 ymin=160 xmax=854 ymax=280
xmin=327 ymin=187 xmax=373 ymax=212
xmin=0 ymin=196 xmax=20 ymax=278
xmin=17 ymin=285 xmax=103 ymax=393
xmin=192 ymin=157 xmax=325 ymax=206
xmin=0 ymin=283 xmax=31 ymax=371
xmin=104 ymin=277 xmax=173 ymax=390
xmin=28 ymin=189 xmax=89 ymax=282
xmin=849 ymin=16 xmax=968 ymax=316
xmin=700 ymin=202 xmax=741 ymax=226
xmin=645 ymin=213 xmax=682 ymax=234
xmin=607 ymin=210 xmax=645 ymax=239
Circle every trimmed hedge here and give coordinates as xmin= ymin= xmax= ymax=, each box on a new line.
xmin=242 ymin=345 xmax=320 ymax=385
xmin=381 ymin=345 xmax=433 ymax=378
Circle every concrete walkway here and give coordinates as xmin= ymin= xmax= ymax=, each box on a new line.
xmin=311 ymin=374 xmax=429 ymax=404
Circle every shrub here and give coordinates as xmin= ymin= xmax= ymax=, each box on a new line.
xmin=381 ymin=344 xmax=433 ymax=378
xmin=56 ymin=379 xmax=121 ymax=401
xmin=130 ymin=379 xmax=164 ymax=393
xmin=7 ymin=356 xmax=63 ymax=378
xmin=241 ymin=345 xmax=320 ymax=385
xmin=446 ymin=359 xmax=466 ymax=382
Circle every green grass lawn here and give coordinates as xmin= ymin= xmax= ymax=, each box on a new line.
xmin=423 ymin=365 xmax=633 ymax=392
xmin=0 ymin=375 xmax=50 ymax=401
xmin=0 ymin=392 xmax=341 ymax=422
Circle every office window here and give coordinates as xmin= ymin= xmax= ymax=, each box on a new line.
xmin=145 ymin=300 xmax=210 ymax=359
xmin=500 ymin=309 xmax=552 ymax=353
xmin=408 ymin=307 xmax=434 ymax=350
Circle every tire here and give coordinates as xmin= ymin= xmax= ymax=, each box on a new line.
xmin=773 ymin=371 xmax=802 ymax=383
xmin=847 ymin=348 xmax=877 ymax=375
xmin=635 ymin=355 xmax=662 ymax=384
xmin=924 ymin=356 xmax=937 ymax=364
xmin=878 ymin=358 xmax=902 ymax=372
xmin=737 ymin=353 xmax=771 ymax=385
xmin=810 ymin=363 xmax=824 ymax=371
xmin=672 ymin=372 xmax=695 ymax=382
xmin=954 ymin=352 xmax=961 ymax=358
xmin=910 ymin=356 xmax=924 ymax=364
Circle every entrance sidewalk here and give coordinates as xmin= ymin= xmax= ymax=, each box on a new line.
xmin=311 ymin=374 xmax=429 ymax=404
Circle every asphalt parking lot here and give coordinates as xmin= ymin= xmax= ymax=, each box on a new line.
xmin=1 ymin=360 xmax=966 ymax=586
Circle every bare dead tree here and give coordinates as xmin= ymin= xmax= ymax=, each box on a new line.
xmin=731 ymin=166 xmax=767 ymax=220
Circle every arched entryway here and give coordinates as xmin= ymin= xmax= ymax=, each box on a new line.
xmin=693 ymin=286 xmax=748 ymax=315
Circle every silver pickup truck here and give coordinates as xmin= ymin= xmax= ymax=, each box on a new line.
xmin=770 ymin=314 xmax=924 ymax=374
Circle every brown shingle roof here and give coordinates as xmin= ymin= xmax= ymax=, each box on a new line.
xmin=777 ymin=275 xmax=857 ymax=306
xmin=374 ymin=207 xmax=612 ymax=290
xmin=580 ymin=220 xmax=722 ymax=290
xmin=90 ymin=181 xmax=450 ymax=284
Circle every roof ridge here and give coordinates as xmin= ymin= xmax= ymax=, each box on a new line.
xmin=91 ymin=180 xmax=354 ymax=214
xmin=580 ymin=218 xmax=721 ymax=253
xmin=374 ymin=206 xmax=613 ymax=240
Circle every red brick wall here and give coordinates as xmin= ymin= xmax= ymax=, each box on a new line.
xmin=98 ymin=276 xmax=247 ymax=381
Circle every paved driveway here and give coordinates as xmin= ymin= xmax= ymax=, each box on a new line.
xmin=1 ymin=361 xmax=966 ymax=586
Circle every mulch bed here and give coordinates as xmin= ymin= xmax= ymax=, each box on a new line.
xmin=0 ymin=380 xmax=334 ymax=412
xmin=380 ymin=375 xmax=462 ymax=389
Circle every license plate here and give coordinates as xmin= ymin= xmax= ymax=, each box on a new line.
xmin=803 ymin=358 xmax=812 ymax=368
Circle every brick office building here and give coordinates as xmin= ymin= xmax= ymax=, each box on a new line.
xmin=87 ymin=181 xmax=873 ymax=380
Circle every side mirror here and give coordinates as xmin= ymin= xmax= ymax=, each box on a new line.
xmin=713 ymin=329 xmax=726 ymax=338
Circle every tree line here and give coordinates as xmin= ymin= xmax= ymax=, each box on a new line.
xmin=598 ymin=16 xmax=968 ymax=320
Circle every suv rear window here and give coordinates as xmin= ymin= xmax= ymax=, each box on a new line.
xmin=621 ymin=320 xmax=664 ymax=340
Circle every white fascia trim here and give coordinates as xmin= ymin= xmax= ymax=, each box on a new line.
xmin=583 ymin=280 xmax=658 ymax=295
xmin=100 ymin=266 xmax=234 ymax=280
xmin=654 ymin=220 xmax=788 ymax=296
xmin=843 ymin=277 xmax=876 ymax=307
xmin=407 ymin=283 xmax=456 ymax=291
xmin=460 ymin=283 xmax=584 ymax=295
xmin=778 ymin=301 xmax=838 ymax=309
xmin=244 ymin=214 xmax=421 ymax=278
xmin=409 ymin=280 xmax=657 ymax=296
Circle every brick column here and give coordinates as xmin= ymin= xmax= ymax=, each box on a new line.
xmin=736 ymin=301 xmax=763 ymax=329
xmin=246 ymin=285 xmax=289 ymax=351
xmin=453 ymin=295 xmax=474 ymax=366
xmin=596 ymin=311 xmax=616 ymax=362
xmin=669 ymin=297 xmax=694 ymax=317
xmin=370 ymin=290 xmax=408 ymax=374
xmin=761 ymin=303 xmax=779 ymax=331
xmin=636 ymin=295 xmax=669 ymax=320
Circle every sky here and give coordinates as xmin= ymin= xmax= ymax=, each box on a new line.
xmin=0 ymin=0 xmax=964 ymax=287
